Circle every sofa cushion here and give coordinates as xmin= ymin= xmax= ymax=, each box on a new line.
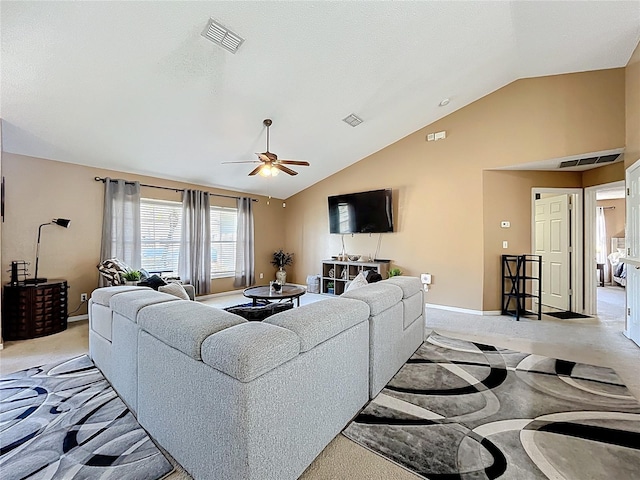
xmin=404 ymin=291 xmax=424 ymax=329
xmin=110 ymin=290 xmax=178 ymax=322
xmin=90 ymin=303 xmax=113 ymax=341
xmin=384 ymin=276 xmax=422 ymax=298
xmin=265 ymin=298 xmax=369 ymax=352
xmin=91 ymin=285 xmax=152 ymax=307
xmin=138 ymin=301 xmax=247 ymax=360
xmin=201 ymin=323 xmax=300 ymax=382
xmin=341 ymin=282 xmax=403 ymax=316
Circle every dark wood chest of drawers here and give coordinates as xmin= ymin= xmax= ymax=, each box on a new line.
xmin=2 ymin=280 xmax=68 ymax=340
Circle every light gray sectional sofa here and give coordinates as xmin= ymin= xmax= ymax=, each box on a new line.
xmin=88 ymin=277 xmax=425 ymax=480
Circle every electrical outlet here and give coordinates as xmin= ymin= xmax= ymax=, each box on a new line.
xmin=80 ymin=293 xmax=88 ymax=302
xmin=259 ymin=273 xmax=264 ymax=279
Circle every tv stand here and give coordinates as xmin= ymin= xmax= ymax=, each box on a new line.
xmin=321 ymin=260 xmax=389 ymax=295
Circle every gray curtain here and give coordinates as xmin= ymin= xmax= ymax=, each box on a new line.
xmin=234 ymin=197 xmax=255 ymax=288
xmin=99 ymin=178 xmax=141 ymax=286
xmin=179 ymin=190 xmax=211 ymax=295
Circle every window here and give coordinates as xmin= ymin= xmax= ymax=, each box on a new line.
xmin=140 ymin=199 xmax=182 ymax=276
xmin=140 ymin=199 xmax=237 ymax=279
xmin=210 ymin=206 xmax=237 ymax=278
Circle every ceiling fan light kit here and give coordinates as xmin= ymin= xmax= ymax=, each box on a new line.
xmin=259 ymin=165 xmax=279 ymax=177
xmin=222 ymin=119 xmax=310 ymax=177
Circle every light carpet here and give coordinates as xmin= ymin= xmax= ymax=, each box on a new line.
xmin=343 ymin=332 xmax=640 ymax=479
xmin=0 ymin=355 xmax=173 ymax=480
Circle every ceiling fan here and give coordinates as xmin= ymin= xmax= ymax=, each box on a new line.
xmin=222 ymin=119 xmax=310 ymax=176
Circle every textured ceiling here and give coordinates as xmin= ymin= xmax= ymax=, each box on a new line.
xmin=2 ymin=1 xmax=639 ymax=199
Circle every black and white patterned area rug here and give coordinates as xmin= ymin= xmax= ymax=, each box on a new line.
xmin=0 ymin=355 xmax=173 ymax=480
xmin=343 ymin=333 xmax=640 ymax=479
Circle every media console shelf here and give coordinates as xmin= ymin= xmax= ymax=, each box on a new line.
xmin=321 ymin=260 xmax=389 ymax=295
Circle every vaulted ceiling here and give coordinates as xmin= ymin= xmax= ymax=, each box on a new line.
xmin=2 ymin=1 xmax=639 ymax=198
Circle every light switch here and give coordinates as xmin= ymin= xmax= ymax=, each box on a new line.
xmin=501 ymin=221 xmax=510 ymax=228
xmin=502 ymin=241 xmax=508 ymax=249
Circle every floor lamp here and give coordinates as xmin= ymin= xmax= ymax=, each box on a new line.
xmin=24 ymin=218 xmax=71 ymax=284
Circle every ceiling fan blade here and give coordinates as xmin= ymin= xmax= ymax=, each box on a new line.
xmin=273 ymin=164 xmax=298 ymax=176
xmin=248 ymin=165 xmax=263 ymax=176
xmin=221 ymin=161 xmax=261 ymax=164
xmin=277 ymin=160 xmax=310 ymax=166
xmin=256 ymin=153 xmax=271 ymax=162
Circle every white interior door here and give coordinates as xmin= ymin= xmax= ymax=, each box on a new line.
xmin=626 ymin=160 xmax=640 ymax=345
xmin=535 ymin=194 xmax=570 ymax=311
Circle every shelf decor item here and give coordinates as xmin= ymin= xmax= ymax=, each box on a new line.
xmin=327 ymin=281 xmax=335 ymax=295
xmin=271 ymin=249 xmax=294 ymax=285
xmin=24 ymin=218 xmax=71 ymax=284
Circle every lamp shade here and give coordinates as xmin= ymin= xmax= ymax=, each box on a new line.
xmin=53 ymin=218 xmax=71 ymax=228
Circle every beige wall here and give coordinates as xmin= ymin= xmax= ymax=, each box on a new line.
xmin=626 ymin=40 xmax=640 ymax=168
xmin=482 ymin=170 xmax=583 ymax=310
xmin=284 ymin=68 xmax=626 ymax=311
xmin=582 ymin=162 xmax=625 ymax=188
xmin=1 ymin=153 xmax=286 ymax=317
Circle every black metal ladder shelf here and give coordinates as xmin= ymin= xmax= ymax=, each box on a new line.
xmin=501 ymin=254 xmax=542 ymax=321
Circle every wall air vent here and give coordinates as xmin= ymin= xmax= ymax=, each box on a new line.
xmin=342 ymin=114 xmax=363 ymax=127
xmin=559 ymin=153 xmax=620 ymax=169
xmin=202 ymin=18 xmax=244 ymax=54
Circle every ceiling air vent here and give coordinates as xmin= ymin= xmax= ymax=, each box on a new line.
xmin=342 ymin=114 xmax=363 ymax=127
xmin=559 ymin=153 xmax=620 ymax=168
xmin=202 ymin=18 xmax=244 ymax=54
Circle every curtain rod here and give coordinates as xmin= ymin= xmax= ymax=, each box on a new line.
xmin=600 ymin=206 xmax=615 ymax=210
xmin=94 ymin=177 xmax=258 ymax=202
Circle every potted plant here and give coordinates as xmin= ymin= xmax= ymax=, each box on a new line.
xmin=271 ymin=249 xmax=294 ymax=285
xmin=122 ymin=270 xmax=141 ymax=286
xmin=388 ymin=268 xmax=403 ymax=278
xmin=326 ymin=281 xmax=335 ymax=295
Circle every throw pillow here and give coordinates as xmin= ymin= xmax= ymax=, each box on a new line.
xmin=158 ymin=282 xmax=190 ymax=300
xmin=138 ymin=274 xmax=167 ymax=290
xmin=97 ymin=258 xmax=130 ymax=286
xmin=139 ymin=268 xmax=151 ymax=280
xmin=367 ymin=272 xmax=383 ymax=283
xmin=345 ymin=272 xmax=368 ymax=292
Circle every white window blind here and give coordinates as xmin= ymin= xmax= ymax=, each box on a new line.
xmin=140 ymin=199 xmax=238 ymax=279
xmin=140 ymin=199 xmax=182 ymax=276
xmin=211 ymin=206 xmax=237 ymax=277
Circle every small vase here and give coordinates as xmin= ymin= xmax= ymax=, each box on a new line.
xmin=276 ymin=268 xmax=287 ymax=285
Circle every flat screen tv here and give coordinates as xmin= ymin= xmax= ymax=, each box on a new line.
xmin=328 ymin=189 xmax=394 ymax=234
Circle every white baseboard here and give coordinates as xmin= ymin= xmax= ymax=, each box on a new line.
xmin=426 ymin=303 xmax=501 ymax=316
xmin=196 ymin=289 xmax=246 ymax=301
xmin=69 ymin=314 xmax=89 ymax=323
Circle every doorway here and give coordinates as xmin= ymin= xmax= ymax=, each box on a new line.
xmin=531 ymin=188 xmax=584 ymax=314
xmin=584 ymin=181 xmax=626 ymax=324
